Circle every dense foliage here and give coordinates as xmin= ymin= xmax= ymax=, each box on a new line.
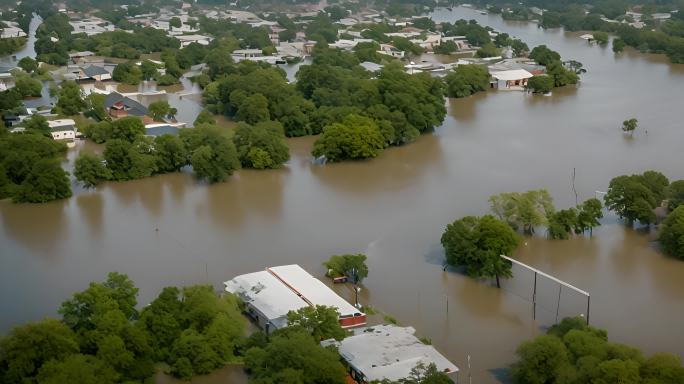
xmin=441 ymin=214 xmax=520 ymax=287
xmin=0 ymin=273 xmax=248 ymax=383
xmin=323 ymin=254 xmax=369 ymax=282
xmin=444 ymin=64 xmax=490 ymax=98
xmin=312 ymin=114 xmax=386 ymax=161
xmin=489 ymin=189 xmax=555 ymax=234
xmin=604 ymin=170 xmax=669 ymax=225
xmin=512 ymin=317 xmax=684 ymax=384
xmin=659 ymin=205 xmax=684 ymax=260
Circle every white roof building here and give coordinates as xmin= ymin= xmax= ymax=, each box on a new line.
xmin=490 ymin=69 xmax=534 ymax=81
xmin=48 ymin=119 xmax=77 ymax=141
xmin=326 ymin=325 xmax=459 ymax=383
xmin=225 ymin=264 xmax=366 ymax=333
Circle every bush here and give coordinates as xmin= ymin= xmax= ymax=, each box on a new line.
xmin=527 ymin=75 xmax=554 ymax=93
xmin=659 ymin=206 xmax=684 ymax=259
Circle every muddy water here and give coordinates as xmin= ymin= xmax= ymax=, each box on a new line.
xmin=2 ymin=6 xmax=684 ymax=383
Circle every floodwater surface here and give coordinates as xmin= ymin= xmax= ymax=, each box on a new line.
xmin=2 ymin=7 xmax=684 ymax=383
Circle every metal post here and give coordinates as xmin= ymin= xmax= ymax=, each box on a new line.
xmin=586 ymin=295 xmax=591 ymax=325
xmin=532 ymin=271 xmax=537 ymax=320
xmin=555 ymin=285 xmax=562 ymax=323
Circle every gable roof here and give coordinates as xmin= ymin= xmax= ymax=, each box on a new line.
xmin=104 ymin=92 xmax=147 ymax=116
xmin=82 ymin=65 xmax=109 ymax=78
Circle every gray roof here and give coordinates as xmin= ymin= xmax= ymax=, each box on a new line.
xmin=82 ymin=65 xmax=109 ymax=78
xmin=332 ymin=325 xmax=459 ymax=382
xmin=104 ymin=92 xmax=148 ymax=116
xmin=145 ymin=125 xmax=179 ymax=137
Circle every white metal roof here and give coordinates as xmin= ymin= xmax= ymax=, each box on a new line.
xmin=48 ymin=119 xmax=76 ymax=128
xmin=268 ymin=265 xmax=362 ymax=318
xmin=490 ymin=69 xmax=533 ymax=81
xmin=224 ymin=270 xmax=308 ymax=322
xmin=336 ymin=325 xmax=459 ymax=382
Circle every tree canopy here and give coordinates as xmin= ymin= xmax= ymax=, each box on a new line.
xmin=286 ymin=305 xmax=346 ymax=341
xmin=512 ymin=317 xmax=684 ymax=384
xmin=659 ymin=205 xmax=684 ymax=260
xmin=444 ymin=64 xmax=490 ymax=98
xmin=441 ymin=215 xmax=520 ymax=287
xmin=323 ymin=254 xmax=369 ymax=282
xmin=604 ymin=171 xmax=669 ymax=225
xmin=489 ymin=189 xmax=555 ymax=233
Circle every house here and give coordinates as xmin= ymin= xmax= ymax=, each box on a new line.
xmin=175 ymin=34 xmax=212 ymax=48
xmin=224 ymin=264 xmax=366 ymax=334
xmin=48 ymin=119 xmax=76 ymax=141
xmin=232 ymin=49 xmax=264 ymax=60
xmin=69 ymin=51 xmax=95 ymax=64
xmin=377 ymin=44 xmax=405 ymax=58
xmin=323 ymin=325 xmax=459 ymax=383
xmin=104 ymin=92 xmax=148 ymax=118
xmin=80 ymin=65 xmax=111 ymax=81
xmin=69 ymin=19 xmax=115 ymax=36
xmin=0 ymin=22 xmax=27 ymax=38
xmin=0 ymin=67 xmax=15 ymax=91
xmin=490 ymin=68 xmax=534 ymax=89
xmin=144 ymin=123 xmax=180 ymax=137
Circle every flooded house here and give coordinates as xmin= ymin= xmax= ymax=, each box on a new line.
xmin=224 ymin=264 xmax=367 ymax=334
xmin=323 ymin=324 xmax=460 ymax=383
xmin=104 ymin=92 xmax=148 ymax=118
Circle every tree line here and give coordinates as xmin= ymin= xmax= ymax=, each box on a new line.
xmin=511 ymin=316 xmax=684 ymax=383
xmin=441 ymin=169 xmax=684 ymax=286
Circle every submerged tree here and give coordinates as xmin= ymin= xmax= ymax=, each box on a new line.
xmin=441 ymin=215 xmax=520 ymax=287
xmin=622 ymin=118 xmax=638 ymax=136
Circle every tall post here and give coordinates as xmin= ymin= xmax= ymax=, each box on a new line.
xmin=555 ymin=285 xmax=562 ymax=323
xmin=586 ymin=295 xmax=591 ymax=325
xmin=532 ymin=271 xmax=538 ymax=320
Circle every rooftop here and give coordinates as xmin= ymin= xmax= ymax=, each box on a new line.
xmin=268 ymin=265 xmax=362 ymax=318
xmin=333 ymin=325 xmax=459 ymax=382
xmin=490 ymin=68 xmax=534 ymax=81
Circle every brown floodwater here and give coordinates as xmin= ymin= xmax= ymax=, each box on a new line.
xmin=2 ymin=6 xmax=684 ymax=383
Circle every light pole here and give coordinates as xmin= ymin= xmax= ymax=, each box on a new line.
xmin=350 ymin=267 xmax=360 ymax=308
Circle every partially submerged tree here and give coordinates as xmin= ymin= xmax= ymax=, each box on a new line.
xmin=441 ymin=215 xmax=520 ymax=287
xmin=489 ymin=189 xmax=555 ymax=234
xmin=286 ymin=305 xmax=346 ymax=341
xmin=622 ymin=118 xmax=638 ymax=136
xmin=659 ymin=206 xmax=684 ymax=260
xmin=323 ymin=254 xmax=368 ymax=282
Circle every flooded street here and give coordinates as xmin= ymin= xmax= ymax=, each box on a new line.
xmin=2 ymin=7 xmax=684 ymax=383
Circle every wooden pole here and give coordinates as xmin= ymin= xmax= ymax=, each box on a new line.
xmin=532 ymin=271 xmax=537 ymax=320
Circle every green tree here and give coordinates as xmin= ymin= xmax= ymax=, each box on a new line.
xmin=613 ymin=38 xmax=626 ymax=53
xmin=111 ymin=117 xmax=145 ymax=142
xmin=234 ymin=93 xmax=270 ymax=124
xmin=86 ymin=93 xmax=107 ymax=121
xmin=182 ymin=125 xmax=240 ymax=182
xmin=233 ymin=120 xmax=289 ymax=169
xmin=641 ymin=353 xmax=684 ymax=383
xmin=530 ymin=45 xmax=562 ymax=66
xmin=548 ymin=208 xmax=578 ymax=240
xmin=441 ymin=215 xmax=520 ymax=287
xmin=444 ymin=64 xmax=490 ymax=98
xmin=13 ymin=159 xmax=72 ymax=203
xmin=323 ymin=254 xmax=368 ymax=282
xmin=489 ymin=189 xmax=555 ymax=233
xmin=154 ymin=134 xmax=187 ymax=173
xmin=56 ymin=81 xmax=86 ymax=116
xmin=112 ymin=61 xmax=143 ymax=85
xmin=527 ymin=75 xmax=554 ymax=93
xmin=244 ymin=328 xmax=346 ymax=384
xmin=511 ymin=335 xmax=571 ymax=384
xmin=286 ymin=305 xmax=346 ymax=341
xmin=18 ymin=57 xmax=38 ymax=73
xmin=74 ymin=153 xmax=111 ymax=188
xmin=36 ymin=354 xmax=118 ymax=384
xmin=312 ymin=114 xmax=385 ymax=162
xmin=593 ymin=32 xmax=609 ymax=45
xmin=139 ymin=60 xmax=158 ymax=80
xmin=575 ymin=198 xmax=603 ymax=236
xmin=475 ymin=42 xmax=501 ymax=58
xmin=14 ymin=75 xmax=43 ymax=98
xmin=23 ymin=114 xmax=50 ymax=136
xmin=103 ymin=139 xmax=157 ymax=181
xmin=622 ymin=118 xmax=638 ymax=136
xmin=0 ymin=318 xmax=80 ymax=383
xmin=147 ymin=100 xmax=172 ymax=121
xmin=659 ymin=205 xmax=684 ymax=259
xmin=194 ymin=109 xmax=216 ymax=126
xmin=667 ymin=180 xmax=684 ymax=211
xmin=605 ymin=173 xmax=660 ymax=225
xmin=169 ymin=17 xmax=182 ymax=29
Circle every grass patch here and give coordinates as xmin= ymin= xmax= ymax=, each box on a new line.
xmin=361 ymin=305 xmax=377 ymax=315
xmin=383 ymin=315 xmax=398 ymax=325
xmin=419 ymin=337 xmax=432 ymax=345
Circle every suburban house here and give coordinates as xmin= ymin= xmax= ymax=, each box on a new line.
xmin=48 ymin=119 xmax=77 ymax=141
xmin=144 ymin=123 xmax=182 ymax=137
xmin=224 ymin=264 xmax=366 ymax=334
xmin=377 ymin=44 xmax=405 ymax=58
xmin=0 ymin=22 xmax=27 ymax=38
xmin=490 ymin=68 xmax=534 ymax=89
xmin=323 ymin=325 xmax=460 ymax=383
xmin=69 ymin=51 xmax=95 ymax=64
xmin=0 ymin=67 xmax=15 ymax=91
xmin=104 ymin=92 xmax=148 ymax=118
xmin=69 ymin=18 xmax=115 ymax=36
xmin=175 ymin=34 xmax=212 ymax=48
xmin=79 ymin=65 xmax=111 ymax=81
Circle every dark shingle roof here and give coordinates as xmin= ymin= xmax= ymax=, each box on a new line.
xmin=82 ymin=65 xmax=109 ymax=78
xmin=104 ymin=92 xmax=148 ymax=116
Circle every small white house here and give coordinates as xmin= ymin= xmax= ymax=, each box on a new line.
xmin=48 ymin=119 xmax=77 ymax=141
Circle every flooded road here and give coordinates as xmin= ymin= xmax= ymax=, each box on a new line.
xmin=2 ymin=7 xmax=684 ymax=383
